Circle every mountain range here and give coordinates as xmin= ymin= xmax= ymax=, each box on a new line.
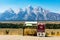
xmin=0 ymin=5 xmax=60 ymax=21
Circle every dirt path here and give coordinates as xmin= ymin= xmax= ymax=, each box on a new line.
xmin=0 ymin=35 xmax=60 ymax=40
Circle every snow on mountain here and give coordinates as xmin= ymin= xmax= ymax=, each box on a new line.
xmin=16 ymin=8 xmax=26 ymax=20
xmin=0 ymin=8 xmax=16 ymax=20
xmin=6 ymin=8 xmax=15 ymax=13
xmin=24 ymin=5 xmax=37 ymax=21
xmin=0 ymin=6 xmax=60 ymax=21
xmin=46 ymin=12 xmax=60 ymax=20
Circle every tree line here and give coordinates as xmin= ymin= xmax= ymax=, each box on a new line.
xmin=46 ymin=24 xmax=60 ymax=29
xmin=0 ymin=23 xmax=24 ymax=28
xmin=0 ymin=23 xmax=37 ymax=29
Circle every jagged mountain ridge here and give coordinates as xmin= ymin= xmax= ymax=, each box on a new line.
xmin=0 ymin=6 xmax=60 ymax=21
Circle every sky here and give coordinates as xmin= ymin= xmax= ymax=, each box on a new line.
xmin=0 ymin=0 xmax=60 ymax=13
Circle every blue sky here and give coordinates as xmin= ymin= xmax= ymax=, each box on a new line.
xmin=0 ymin=0 xmax=60 ymax=13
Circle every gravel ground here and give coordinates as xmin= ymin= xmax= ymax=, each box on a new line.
xmin=0 ymin=35 xmax=60 ymax=40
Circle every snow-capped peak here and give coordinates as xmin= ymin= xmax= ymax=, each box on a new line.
xmin=27 ymin=5 xmax=32 ymax=8
xmin=34 ymin=6 xmax=43 ymax=13
xmin=6 ymin=8 xmax=14 ymax=13
xmin=15 ymin=8 xmax=23 ymax=14
xmin=27 ymin=5 xmax=33 ymax=11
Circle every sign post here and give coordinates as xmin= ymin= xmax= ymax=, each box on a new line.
xmin=37 ymin=23 xmax=45 ymax=37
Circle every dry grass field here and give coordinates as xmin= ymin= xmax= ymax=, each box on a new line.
xmin=45 ymin=29 xmax=60 ymax=37
xmin=0 ymin=28 xmax=23 ymax=35
xmin=24 ymin=28 xmax=37 ymax=36
xmin=0 ymin=28 xmax=37 ymax=36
